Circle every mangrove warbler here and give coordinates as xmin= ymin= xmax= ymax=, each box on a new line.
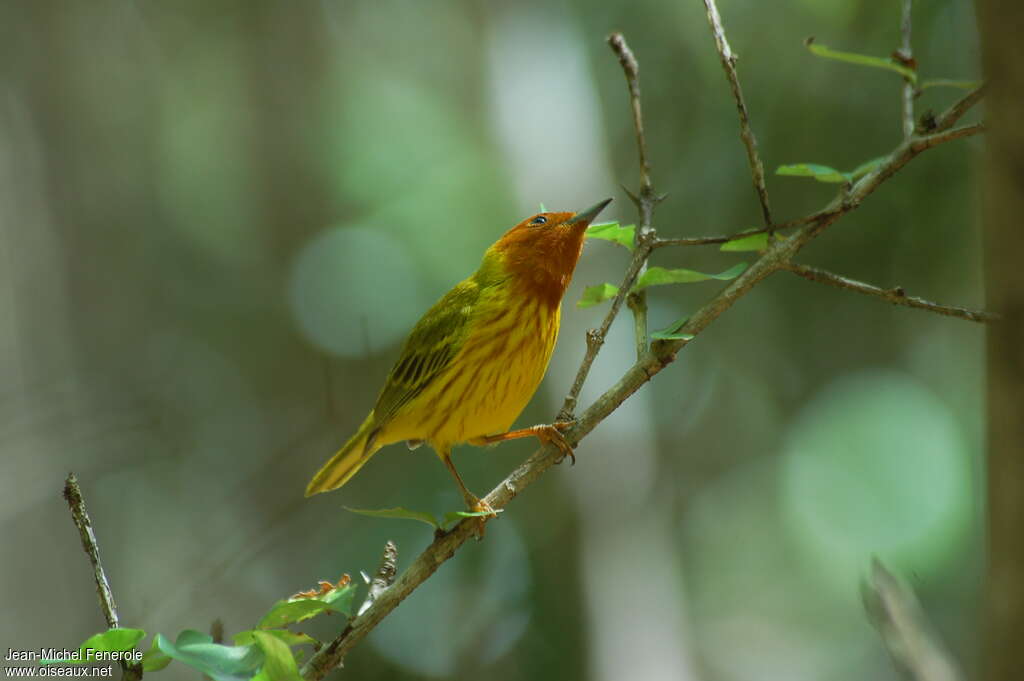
xmin=305 ymin=198 xmax=612 ymax=511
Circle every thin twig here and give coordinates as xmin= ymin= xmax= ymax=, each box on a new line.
xmin=63 ymin=474 xmax=143 ymax=681
xmin=702 ymin=0 xmax=773 ymax=227
xmin=560 ymin=34 xmax=663 ymax=418
xmin=298 ymin=60 xmax=986 ymax=681
xmin=782 ymin=262 xmax=998 ymax=323
xmin=915 ymin=122 xmax=985 ymax=149
xmin=899 ymin=0 xmax=916 ymax=139
xmin=608 ymin=32 xmax=660 ymax=360
xmin=558 ymin=239 xmax=654 ymax=420
xmin=651 ymin=210 xmax=837 ymax=249
xmin=608 ymin=33 xmax=652 ymax=197
xmin=926 ymin=84 xmax=985 ymax=133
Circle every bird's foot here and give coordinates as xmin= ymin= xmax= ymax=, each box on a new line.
xmin=538 ymin=421 xmax=577 ymax=465
xmin=464 ymin=495 xmax=497 ymax=540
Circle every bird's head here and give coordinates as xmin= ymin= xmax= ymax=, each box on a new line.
xmin=488 ymin=198 xmax=612 ymax=306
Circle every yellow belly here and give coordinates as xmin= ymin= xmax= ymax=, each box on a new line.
xmin=377 ymin=300 xmax=559 ymax=448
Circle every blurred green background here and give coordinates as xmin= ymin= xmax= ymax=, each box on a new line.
xmin=1 ymin=1 xmax=985 ymax=680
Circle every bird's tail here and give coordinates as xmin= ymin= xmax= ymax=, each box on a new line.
xmin=305 ymin=415 xmax=380 ymax=497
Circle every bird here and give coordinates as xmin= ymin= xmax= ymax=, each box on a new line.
xmin=305 ymin=198 xmax=612 ymax=513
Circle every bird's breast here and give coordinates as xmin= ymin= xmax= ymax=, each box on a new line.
xmin=402 ymin=296 xmax=560 ymax=446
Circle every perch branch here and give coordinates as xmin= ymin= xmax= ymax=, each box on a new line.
xmin=782 ymin=262 xmax=998 ymax=323
xmin=702 ymin=0 xmax=773 ymax=226
xmin=63 ymin=473 xmax=143 ymax=681
xmin=299 ymin=56 xmax=986 ymax=681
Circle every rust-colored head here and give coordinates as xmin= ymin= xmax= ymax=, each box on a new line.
xmin=490 ymin=199 xmax=612 ymax=307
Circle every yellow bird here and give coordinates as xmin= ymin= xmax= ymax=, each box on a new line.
xmin=306 ymin=199 xmax=612 ymax=511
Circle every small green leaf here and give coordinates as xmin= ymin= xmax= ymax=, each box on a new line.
xmin=776 ymin=163 xmax=847 ymax=183
xmin=633 ymin=263 xmax=747 ymax=290
xmin=651 ymin=316 xmax=694 ymax=342
xmin=344 ymin=506 xmax=439 ymax=528
xmin=538 ymin=202 xmax=547 ymax=212
xmin=720 ymin=232 xmax=769 ymax=252
xmin=778 ymin=155 xmax=887 ymax=184
xmin=806 ymin=40 xmax=916 ymax=83
xmin=155 ymin=631 xmax=263 ymax=681
xmin=251 ymin=632 xmax=303 ymax=681
xmin=441 ymin=509 xmax=502 ymax=529
xmin=43 ymin=628 xmax=146 ymax=665
xmin=585 ymin=222 xmax=636 ymax=251
xmin=577 ymin=283 xmax=620 ymax=308
xmin=257 ymin=600 xmax=331 ymax=629
xmin=234 ymin=630 xmax=317 ymax=648
xmin=142 ymin=636 xmax=173 ymax=672
xmin=848 ymin=156 xmax=886 ymax=180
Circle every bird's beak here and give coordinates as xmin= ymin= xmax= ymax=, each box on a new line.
xmin=566 ymin=198 xmax=613 ymax=227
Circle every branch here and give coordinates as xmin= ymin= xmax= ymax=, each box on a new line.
xmin=560 ymin=33 xmax=662 ymax=417
xmin=298 ymin=60 xmax=986 ymax=681
xmin=63 ymin=473 xmax=143 ymax=681
xmin=782 ymin=262 xmax=998 ymax=323
xmin=608 ymin=32 xmax=662 ymax=359
xmin=557 ymin=238 xmax=653 ymax=420
xmin=927 ymin=84 xmax=985 ymax=133
xmin=702 ymin=0 xmax=773 ymax=226
xmin=898 ymin=0 xmax=916 ymax=139
xmin=607 ymin=32 xmax=652 ymax=198
xmin=652 ymin=210 xmax=838 ymax=249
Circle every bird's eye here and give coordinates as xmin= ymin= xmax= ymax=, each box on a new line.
xmin=530 ymin=215 xmax=547 ymax=225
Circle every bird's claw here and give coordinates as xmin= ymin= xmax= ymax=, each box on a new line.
xmin=465 ymin=496 xmax=497 ymax=540
xmin=541 ymin=421 xmax=577 ymax=465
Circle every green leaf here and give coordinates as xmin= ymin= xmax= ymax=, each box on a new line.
xmin=257 ymin=600 xmax=331 ymax=629
xmin=155 ymin=631 xmax=263 ymax=681
xmin=577 ymin=283 xmax=620 ymax=308
xmin=585 ymin=222 xmax=636 ymax=251
xmin=633 ymin=263 xmax=747 ymax=291
xmin=776 ymin=163 xmax=847 ymax=183
xmin=848 ymin=156 xmax=886 ymax=180
xmin=319 ymin=584 xmax=357 ymax=616
xmin=720 ymin=232 xmax=769 ymax=252
xmin=806 ymin=39 xmax=916 ymax=83
xmin=251 ymin=632 xmax=303 ymax=681
xmin=142 ymin=637 xmax=173 ymax=673
xmin=344 ymin=505 xmax=439 ymax=528
xmin=651 ymin=316 xmax=694 ymax=342
xmin=43 ymin=628 xmax=146 ymax=665
xmin=777 ymin=155 xmax=887 ymax=184
xmin=234 ymin=630 xmax=317 ymax=648
xmin=538 ymin=202 xmax=546 ymax=212
xmin=440 ymin=509 xmax=501 ymax=530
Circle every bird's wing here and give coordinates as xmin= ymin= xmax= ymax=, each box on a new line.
xmin=372 ymin=280 xmax=480 ymax=425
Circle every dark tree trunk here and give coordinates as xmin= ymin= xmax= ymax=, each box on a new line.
xmin=976 ymin=3 xmax=1024 ymax=680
